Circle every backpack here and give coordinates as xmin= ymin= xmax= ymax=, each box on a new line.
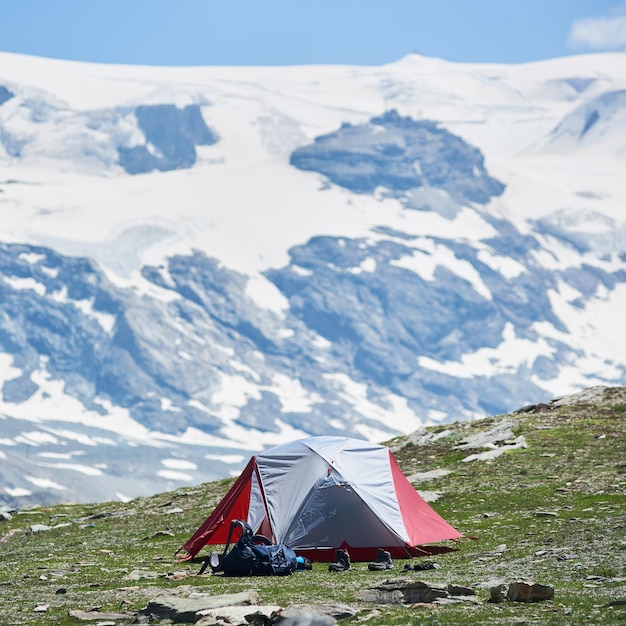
xmin=201 ymin=519 xmax=298 ymax=577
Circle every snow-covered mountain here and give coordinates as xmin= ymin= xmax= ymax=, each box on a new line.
xmin=1 ymin=51 xmax=625 ymax=508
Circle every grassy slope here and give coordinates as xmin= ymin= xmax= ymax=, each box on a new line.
xmin=0 ymin=388 xmax=625 ymax=625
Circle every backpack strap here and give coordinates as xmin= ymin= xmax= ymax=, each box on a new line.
xmin=196 ymin=519 xmax=247 ymax=575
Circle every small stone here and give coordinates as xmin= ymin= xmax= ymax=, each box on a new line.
xmin=123 ymin=569 xmax=162 ymax=581
xmin=29 ymin=524 xmax=53 ymax=533
xmin=142 ymin=530 xmax=175 ymax=540
xmin=488 ymin=584 xmax=507 ymax=603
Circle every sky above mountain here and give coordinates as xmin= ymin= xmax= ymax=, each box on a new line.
xmin=2 ymin=0 xmax=626 ymax=67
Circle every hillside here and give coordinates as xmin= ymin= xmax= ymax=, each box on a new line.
xmin=0 ymin=386 xmax=624 ymax=624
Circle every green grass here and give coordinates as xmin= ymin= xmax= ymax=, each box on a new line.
xmin=0 ymin=394 xmax=625 ymax=624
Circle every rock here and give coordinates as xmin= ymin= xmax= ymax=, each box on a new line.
xmin=447 ymin=584 xmax=475 ymax=596
xmin=68 ymin=609 xmax=135 ymax=621
xmin=0 ymin=512 xmax=12 ymax=521
xmin=433 ymin=596 xmax=481 ymax=605
xmin=29 ymin=524 xmax=52 ymax=533
xmin=535 ymin=511 xmax=558 ymax=517
xmin=123 ymin=569 xmax=162 ymax=581
xmin=355 ymin=587 xmax=405 ymax=604
xmin=456 ymin=420 xmax=529 ymax=462
xmin=416 ymin=490 xmax=441 ymax=502
xmin=355 ymin=579 xmax=450 ymax=604
xmin=195 ymin=604 xmax=281 ymax=626
xmin=142 ymin=530 xmax=175 ymax=540
xmin=551 ymin=386 xmax=624 ymax=407
xmin=138 ymin=591 xmax=262 ymax=623
xmin=507 ymin=581 xmax=554 ymax=602
xmin=488 ymin=584 xmax=508 ymax=603
xmin=456 ymin=421 xmax=516 ymax=449
xmin=461 ymin=436 xmax=527 ymax=462
xmin=278 ymin=614 xmax=338 ymax=626
xmin=278 ymin=604 xmax=356 ymax=621
xmin=391 ymin=428 xmax=452 ymax=451
xmin=406 ymin=469 xmax=451 ymax=484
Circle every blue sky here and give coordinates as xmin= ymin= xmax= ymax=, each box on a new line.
xmin=2 ymin=0 xmax=626 ymax=66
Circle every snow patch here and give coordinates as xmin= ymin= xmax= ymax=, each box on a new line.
xmin=25 ymin=475 xmax=66 ymax=490
xmin=37 ymin=463 xmax=104 ymax=476
xmin=204 ymin=453 xmax=246 ymax=463
xmin=268 ymin=373 xmax=322 ymax=413
xmin=323 ymin=372 xmax=423 ymax=434
xmin=1 ymin=275 xmax=46 ymax=296
xmin=245 ymin=274 xmax=289 ymax=315
xmin=161 ymin=458 xmax=197 ymax=471
xmin=15 ymin=431 xmax=59 ymax=446
xmin=4 ymin=487 xmax=32 ymax=497
xmin=156 ymin=469 xmax=193 ymax=481
xmin=418 ymin=322 xmax=553 ymax=378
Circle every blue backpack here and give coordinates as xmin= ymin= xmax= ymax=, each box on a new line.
xmin=201 ymin=519 xmax=298 ymax=576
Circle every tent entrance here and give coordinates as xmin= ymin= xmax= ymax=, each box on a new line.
xmin=284 ymin=477 xmax=401 ymax=550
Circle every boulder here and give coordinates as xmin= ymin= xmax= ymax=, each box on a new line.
xmin=195 ymin=604 xmax=281 ymax=626
xmin=355 ymin=579 xmax=450 ymax=604
xmin=137 ymin=590 xmax=262 ymax=623
xmin=507 ymin=581 xmax=554 ymax=602
xmin=278 ymin=603 xmax=356 ymax=621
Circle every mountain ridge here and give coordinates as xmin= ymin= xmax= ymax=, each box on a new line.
xmin=1 ymin=51 xmax=625 ymax=506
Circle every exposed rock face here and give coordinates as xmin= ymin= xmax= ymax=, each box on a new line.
xmin=2 ymin=59 xmax=626 ymax=506
xmin=290 ymin=110 xmax=505 ymax=206
xmin=2 ymin=226 xmax=626 ymax=507
xmin=118 ymin=104 xmax=218 ymax=173
xmin=0 ymin=85 xmax=14 ymax=106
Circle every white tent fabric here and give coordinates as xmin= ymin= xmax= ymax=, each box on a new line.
xmin=179 ymin=435 xmax=463 ymax=561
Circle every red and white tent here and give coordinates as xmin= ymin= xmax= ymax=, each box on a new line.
xmin=178 ymin=436 xmax=463 ymax=562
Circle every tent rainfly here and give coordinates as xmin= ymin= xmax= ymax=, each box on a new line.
xmin=178 ymin=436 xmax=463 ymax=562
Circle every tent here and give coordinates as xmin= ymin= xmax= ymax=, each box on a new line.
xmin=178 ymin=436 xmax=463 ymax=562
